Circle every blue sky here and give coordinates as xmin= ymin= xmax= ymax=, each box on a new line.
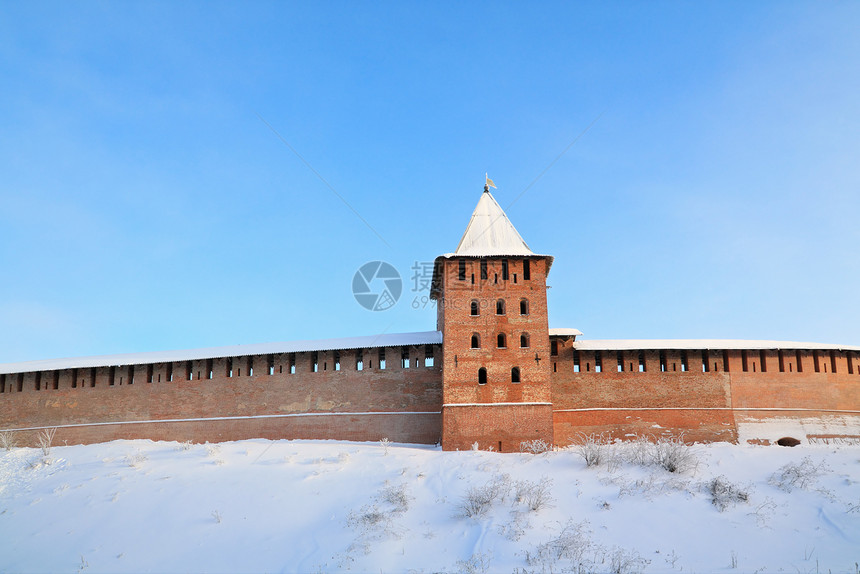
xmin=1 ymin=1 xmax=858 ymax=363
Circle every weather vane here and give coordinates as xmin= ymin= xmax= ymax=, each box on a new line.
xmin=484 ymin=173 xmax=497 ymax=192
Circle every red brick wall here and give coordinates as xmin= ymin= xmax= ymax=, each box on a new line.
xmin=442 ymin=403 xmax=553 ymax=452
xmin=8 ymin=413 xmax=441 ymax=448
xmin=435 ymin=256 xmax=554 ymax=449
xmin=552 ymin=341 xmax=860 ymax=444
xmin=0 ymin=345 xmax=443 ymax=447
xmin=553 ymin=409 xmax=737 ymax=444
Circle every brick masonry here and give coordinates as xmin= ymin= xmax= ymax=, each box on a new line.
xmin=3 ymin=260 xmax=859 ymax=448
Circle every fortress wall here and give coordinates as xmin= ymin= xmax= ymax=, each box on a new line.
xmin=441 ymin=403 xmax=553 ymax=452
xmin=728 ymin=349 xmax=860 ymax=411
xmin=6 ymin=413 xmax=443 ymax=449
xmin=551 ymin=339 xmax=860 ymax=444
xmin=552 ymin=409 xmax=737 ymax=444
xmin=0 ymin=345 xmax=444 ymax=447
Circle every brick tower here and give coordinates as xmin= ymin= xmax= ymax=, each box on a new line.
xmin=430 ymin=182 xmax=554 ymax=451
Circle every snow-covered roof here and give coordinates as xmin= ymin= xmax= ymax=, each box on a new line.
xmin=452 ymin=189 xmax=534 ymax=257
xmin=573 ymin=339 xmax=860 ymax=351
xmin=439 ymin=189 xmax=552 ymax=263
xmin=0 ymin=331 xmax=443 ymax=375
xmin=549 ymin=328 xmax=584 ymax=337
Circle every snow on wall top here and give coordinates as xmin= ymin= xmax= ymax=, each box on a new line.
xmin=0 ymin=331 xmax=443 ymax=375
xmin=572 ymin=338 xmax=860 ymax=351
xmin=549 ymin=328 xmax=584 ymax=337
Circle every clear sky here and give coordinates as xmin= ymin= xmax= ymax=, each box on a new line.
xmin=1 ymin=1 xmax=858 ymax=363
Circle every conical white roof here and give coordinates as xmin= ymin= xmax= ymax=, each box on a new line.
xmin=453 ymin=190 xmax=535 ymax=256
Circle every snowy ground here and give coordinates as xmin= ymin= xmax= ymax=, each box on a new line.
xmin=1 ymin=437 xmax=859 ymax=573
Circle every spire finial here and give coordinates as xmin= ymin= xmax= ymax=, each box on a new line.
xmin=484 ymin=173 xmax=496 ymax=193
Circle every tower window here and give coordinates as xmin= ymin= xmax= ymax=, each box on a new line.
xmin=551 ymin=340 xmax=558 ymax=356
xmin=312 ymin=352 xmax=319 ymax=373
xmin=335 ymin=351 xmax=341 ymax=371
xmin=497 ymin=333 xmax=507 ymax=348
xmin=401 ymin=347 xmax=409 ymax=369
xmin=471 ymin=333 xmax=480 ymax=349
xmin=470 ymin=299 xmax=479 ymax=316
xmin=520 ymin=333 xmax=530 ymax=348
xmin=496 ymin=299 xmax=505 ymax=315
xmin=356 ymin=349 xmax=364 ymax=371
xmin=523 ymin=259 xmax=531 ymax=280
xmin=520 ymin=299 xmax=529 ymax=315
xmin=379 ymin=348 xmax=386 ymax=370
xmin=481 ymin=259 xmax=487 ymax=280
xmin=502 ymin=259 xmax=509 ymax=280
xmin=424 ymin=345 xmax=435 ymax=367
xmin=511 ymin=367 xmax=521 ymax=383
xmin=478 ymin=367 xmax=487 ymax=385
xmin=458 ymin=259 xmax=466 ymax=280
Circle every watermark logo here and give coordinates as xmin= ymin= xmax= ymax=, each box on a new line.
xmin=352 ymin=261 xmax=403 ymax=311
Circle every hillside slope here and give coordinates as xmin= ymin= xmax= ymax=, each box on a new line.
xmin=1 ymin=437 xmax=858 ymax=573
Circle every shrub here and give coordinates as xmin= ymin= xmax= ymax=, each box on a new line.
xmin=571 ymin=432 xmax=609 ymax=467
xmin=459 ymin=475 xmax=511 ymax=518
xmin=707 ymin=475 xmax=750 ymax=512
xmin=769 ymin=456 xmax=829 ymax=492
xmin=347 ymin=504 xmax=390 ymax=530
xmin=652 ymin=435 xmax=699 ymax=474
xmin=0 ymin=430 xmax=17 ymax=451
xmin=519 ymin=439 xmax=552 ymax=454
xmin=379 ymin=483 xmax=410 ymax=514
xmin=608 ymin=546 xmax=648 ymax=574
xmin=526 ymin=520 xmax=596 ymax=573
xmin=455 ymin=552 xmax=492 ymax=574
xmin=624 ymin=435 xmax=652 ymax=466
xmin=514 ymin=477 xmax=554 ymax=512
xmin=38 ymin=428 xmax=57 ymax=458
xmin=126 ymin=451 xmax=148 ymax=468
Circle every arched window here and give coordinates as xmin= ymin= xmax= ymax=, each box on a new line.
xmin=470 ymin=299 xmax=479 ymax=316
xmin=520 ymin=333 xmax=530 ymax=348
xmin=478 ymin=367 xmax=487 ymax=385
xmin=496 ymin=299 xmax=506 ymax=315
xmin=520 ymin=298 xmax=529 ymax=315
xmin=497 ymin=333 xmax=507 ymax=348
xmin=511 ymin=367 xmax=521 ymax=383
xmin=470 ymin=333 xmax=480 ymax=349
